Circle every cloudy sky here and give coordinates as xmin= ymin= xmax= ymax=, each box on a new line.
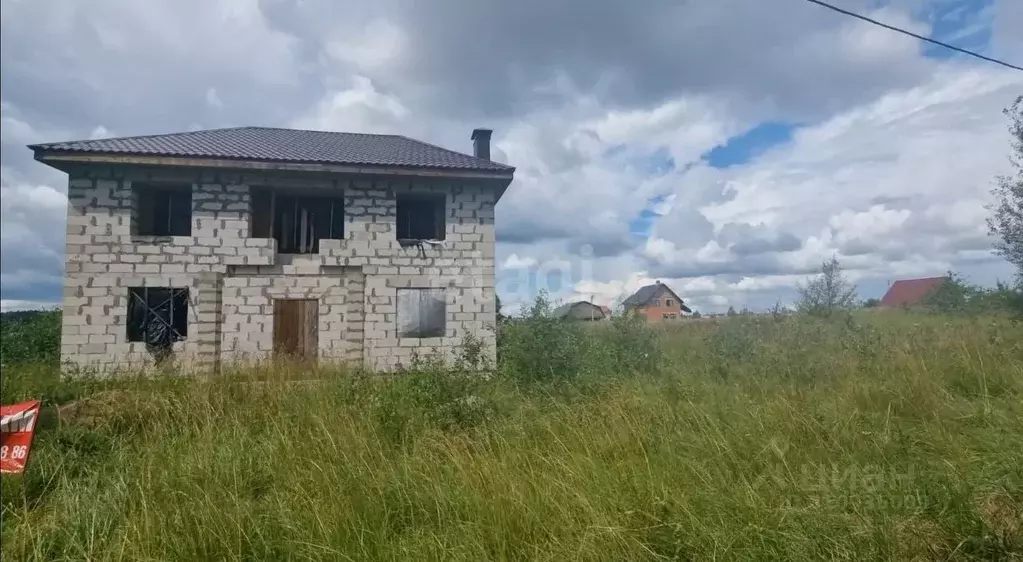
xmin=2 ymin=0 xmax=1021 ymax=314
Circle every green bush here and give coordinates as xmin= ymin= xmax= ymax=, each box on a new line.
xmin=0 ymin=310 xmax=61 ymax=366
xmin=497 ymin=292 xmax=586 ymax=383
xmin=589 ymin=311 xmax=663 ymax=376
xmin=373 ymin=358 xmax=492 ymax=444
xmin=496 ymin=293 xmax=663 ymax=384
xmin=922 ymin=273 xmax=1023 ymax=317
xmin=373 ymin=336 xmax=499 ymax=443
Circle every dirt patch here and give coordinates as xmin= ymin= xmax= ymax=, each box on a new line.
xmin=894 ymin=517 xmax=948 ymax=561
xmin=56 ymin=390 xmax=148 ymax=430
xmin=978 ymin=492 xmax=1021 ymax=540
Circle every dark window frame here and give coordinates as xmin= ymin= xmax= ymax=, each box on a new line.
xmin=126 ymin=287 xmax=189 ymax=343
xmin=396 ymin=194 xmax=445 ymax=241
xmin=397 ymin=288 xmax=446 ymax=339
xmin=251 ymin=188 xmax=345 ymax=254
xmin=134 ymin=183 xmax=192 ymax=237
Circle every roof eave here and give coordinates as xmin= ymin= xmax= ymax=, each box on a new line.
xmin=31 ymin=150 xmax=516 ymax=185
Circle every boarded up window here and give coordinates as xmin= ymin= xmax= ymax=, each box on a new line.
xmin=126 ymin=287 xmax=189 ymax=343
xmin=397 ymin=289 xmax=446 ymax=338
xmin=396 ymin=194 xmax=445 ymax=240
xmin=251 ymin=190 xmax=344 ymax=253
xmin=135 ymin=184 xmax=192 ymax=236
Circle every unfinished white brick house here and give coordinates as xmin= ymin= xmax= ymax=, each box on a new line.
xmin=30 ymin=127 xmax=514 ymax=372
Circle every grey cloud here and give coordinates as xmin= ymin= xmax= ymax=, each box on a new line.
xmin=0 ymin=0 xmax=329 ymax=306
xmin=993 ymin=0 xmax=1023 ymax=61
xmin=885 ymin=210 xmax=996 ymax=257
xmin=834 ymin=232 xmax=911 ymax=261
xmin=878 ymin=245 xmax=911 ymax=262
xmin=731 ymin=232 xmax=802 ymax=255
xmin=496 ymin=220 xmax=571 ymax=245
xmin=869 ymin=195 xmax=913 ymax=206
xmin=567 ymin=236 xmax=638 ymax=260
xmin=718 ymin=223 xmax=803 ymax=256
xmin=643 ymin=204 xmax=811 ymax=281
xmin=0 ymin=177 xmax=66 ymax=304
xmin=495 ymin=213 xmax=639 ymax=258
xmin=840 ymin=239 xmax=883 ymax=257
xmin=649 ymin=206 xmax=720 ymax=250
xmin=0 ymin=0 xmax=322 ymax=137
xmin=348 ymin=0 xmax=935 ymax=121
xmin=941 ymin=232 xmax=997 ymax=253
xmin=0 ymin=271 xmax=62 ymax=303
xmin=0 ymin=106 xmax=68 ymax=187
xmin=646 ymin=254 xmax=820 ymax=280
xmin=1 ymin=0 xmax=1011 ymax=313
xmin=242 ymin=0 xmax=938 ymax=123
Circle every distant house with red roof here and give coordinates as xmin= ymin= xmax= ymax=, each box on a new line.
xmin=879 ymin=277 xmax=947 ymax=308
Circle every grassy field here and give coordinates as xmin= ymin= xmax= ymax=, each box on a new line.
xmin=1 ymin=310 xmax=1021 ymax=560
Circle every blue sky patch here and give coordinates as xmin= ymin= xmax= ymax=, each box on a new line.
xmin=629 ymin=194 xmax=669 ymax=238
xmin=703 ymin=121 xmax=796 ymax=169
xmin=917 ymin=0 xmax=993 ymax=60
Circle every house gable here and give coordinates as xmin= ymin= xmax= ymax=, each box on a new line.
xmin=623 ymin=283 xmax=691 ymax=313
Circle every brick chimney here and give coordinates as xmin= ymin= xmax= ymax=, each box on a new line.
xmin=471 ymin=128 xmax=492 ymax=160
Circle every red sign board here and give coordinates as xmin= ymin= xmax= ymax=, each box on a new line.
xmin=1 ymin=400 xmax=41 ymax=474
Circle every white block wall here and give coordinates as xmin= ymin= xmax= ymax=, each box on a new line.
xmin=220 ymin=260 xmax=354 ymax=362
xmin=60 ymin=169 xmax=498 ymax=373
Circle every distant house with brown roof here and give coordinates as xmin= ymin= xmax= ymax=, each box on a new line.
xmin=622 ymin=281 xmax=691 ymax=322
xmin=879 ymin=277 xmax=947 ymax=308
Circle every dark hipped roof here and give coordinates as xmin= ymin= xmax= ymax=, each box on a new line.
xmin=553 ymin=301 xmax=607 ymax=319
xmin=28 ymin=126 xmax=515 ymax=173
xmin=879 ymin=277 xmax=946 ymax=307
xmin=622 ymin=283 xmax=692 ymax=313
xmin=622 ymin=285 xmax=662 ymax=308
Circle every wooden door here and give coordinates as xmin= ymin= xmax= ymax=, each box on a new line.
xmin=273 ymin=299 xmax=318 ymax=361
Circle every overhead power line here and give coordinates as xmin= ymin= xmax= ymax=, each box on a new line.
xmin=803 ymin=0 xmax=1023 ymax=72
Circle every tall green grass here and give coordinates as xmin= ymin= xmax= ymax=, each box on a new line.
xmin=1 ymin=310 xmax=1021 ymax=560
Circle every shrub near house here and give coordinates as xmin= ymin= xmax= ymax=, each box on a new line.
xmin=0 ymin=310 xmax=60 ymax=366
